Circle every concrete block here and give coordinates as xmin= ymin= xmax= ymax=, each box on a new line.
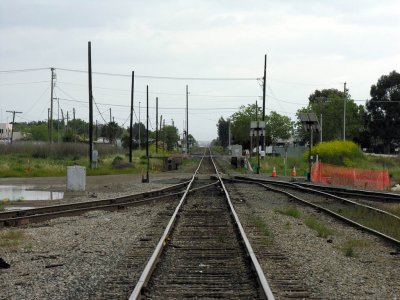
xmin=67 ymin=166 xmax=86 ymax=191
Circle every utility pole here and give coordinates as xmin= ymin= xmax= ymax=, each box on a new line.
xmin=262 ymin=54 xmax=267 ymax=151
xmin=343 ymin=82 xmax=347 ymax=141
xmin=88 ymin=41 xmax=94 ymax=168
xmin=139 ymin=101 xmax=141 ymax=151
xmin=228 ymin=119 xmax=231 ymax=149
xmin=95 ymin=120 xmax=98 ymax=141
xmin=155 ymin=97 xmax=158 ymax=153
xmin=109 ymin=108 xmax=112 ymax=123
xmin=146 ymin=85 xmax=149 ymax=183
xmin=186 ymin=85 xmax=189 ymax=154
xmin=73 ymin=108 xmax=76 ymax=143
xmin=57 ymin=98 xmax=60 ymax=143
xmin=6 ymin=110 xmax=22 ymax=144
xmin=129 ymin=71 xmax=134 ymax=163
xmin=49 ymin=67 xmax=55 ymax=144
xmin=163 ymin=119 xmax=166 ymax=151
xmin=256 ymin=101 xmax=260 ymax=174
xmin=160 ymin=115 xmax=163 ymax=151
xmin=47 ymin=108 xmax=50 ymax=141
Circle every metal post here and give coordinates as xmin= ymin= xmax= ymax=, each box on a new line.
xmin=320 ymin=113 xmax=323 ymax=143
xmin=262 ymin=54 xmax=267 ymax=151
xmin=88 ymin=41 xmax=93 ymax=168
xmin=308 ymin=130 xmax=313 ymax=182
xmin=256 ymin=101 xmax=260 ymax=174
xmin=129 ymin=71 xmax=134 ymax=162
xmin=155 ymin=97 xmax=158 ymax=153
xmin=50 ymin=68 xmax=55 ymax=144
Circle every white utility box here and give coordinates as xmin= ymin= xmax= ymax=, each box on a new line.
xmin=67 ymin=166 xmax=86 ymax=191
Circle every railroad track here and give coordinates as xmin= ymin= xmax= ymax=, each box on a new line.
xmin=263 ymin=178 xmax=400 ymax=202
xmin=0 ymin=179 xmax=220 ymax=228
xmin=231 ymin=176 xmax=400 ymax=248
xmin=130 ymin=150 xmax=274 ymax=299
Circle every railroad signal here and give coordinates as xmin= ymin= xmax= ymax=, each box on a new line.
xmin=299 ymin=112 xmax=320 ymax=182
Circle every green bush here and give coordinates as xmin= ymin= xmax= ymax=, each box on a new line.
xmin=307 ymin=140 xmax=364 ymax=166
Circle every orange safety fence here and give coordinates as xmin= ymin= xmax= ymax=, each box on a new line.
xmin=311 ymin=162 xmax=390 ymax=191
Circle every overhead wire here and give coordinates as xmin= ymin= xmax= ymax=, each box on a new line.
xmin=56 ymin=67 xmax=258 ymax=81
xmin=0 ymin=67 xmax=50 ymax=74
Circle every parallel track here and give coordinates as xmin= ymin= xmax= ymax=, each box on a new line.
xmin=0 ymin=180 xmax=204 ymax=227
xmin=232 ymin=176 xmax=400 ymax=248
xmin=130 ymin=150 xmax=274 ymax=299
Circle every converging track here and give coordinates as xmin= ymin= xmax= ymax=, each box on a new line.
xmin=130 ymin=149 xmax=274 ymax=299
xmin=232 ymin=176 xmax=400 ymax=248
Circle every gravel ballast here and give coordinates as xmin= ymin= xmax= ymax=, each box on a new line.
xmin=227 ymin=182 xmax=400 ymax=299
xmin=0 ymin=178 xmax=179 ymax=299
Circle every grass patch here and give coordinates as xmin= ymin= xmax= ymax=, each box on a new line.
xmin=340 ymin=239 xmax=370 ymax=257
xmin=377 ymin=203 xmax=400 ymax=217
xmin=253 ymin=216 xmax=273 ymax=246
xmin=274 ymin=206 xmax=301 ymax=218
xmin=304 ymin=217 xmax=335 ymax=238
xmin=334 ymin=205 xmax=400 ymax=241
xmin=0 ymin=230 xmax=25 ymax=248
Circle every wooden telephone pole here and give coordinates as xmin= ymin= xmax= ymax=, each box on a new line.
xmin=6 ymin=110 xmax=22 ymax=144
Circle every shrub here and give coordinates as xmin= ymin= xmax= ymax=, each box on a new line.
xmin=306 ymin=140 xmax=364 ymax=166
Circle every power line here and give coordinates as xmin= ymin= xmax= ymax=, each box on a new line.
xmin=56 ymin=67 xmax=258 ymax=81
xmin=0 ymin=67 xmax=50 ymax=74
xmin=0 ymin=80 xmax=49 ymax=86
xmin=93 ymin=97 xmax=108 ymax=123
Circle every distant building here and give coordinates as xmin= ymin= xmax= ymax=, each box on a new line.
xmin=0 ymin=123 xmax=24 ymax=142
xmin=0 ymin=123 xmax=12 ymax=141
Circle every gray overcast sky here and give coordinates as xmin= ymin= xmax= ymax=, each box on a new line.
xmin=1 ymin=0 xmax=399 ymax=142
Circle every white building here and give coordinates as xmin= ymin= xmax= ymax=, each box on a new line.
xmin=0 ymin=123 xmax=12 ymax=141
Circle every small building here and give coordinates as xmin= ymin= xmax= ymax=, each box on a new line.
xmin=0 ymin=123 xmax=12 ymax=141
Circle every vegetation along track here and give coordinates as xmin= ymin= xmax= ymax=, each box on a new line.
xmin=233 ymin=176 xmax=400 ymax=247
xmin=130 ymin=150 xmax=274 ymax=299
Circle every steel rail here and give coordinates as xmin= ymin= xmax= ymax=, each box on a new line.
xmin=296 ymin=182 xmax=400 ymax=202
xmin=229 ymin=178 xmax=400 ymax=248
xmin=129 ymin=150 xmax=207 ymax=300
xmin=210 ymin=157 xmax=275 ymax=300
xmin=0 ymin=180 xmax=219 ymax=228
xmin=0 ymin=180 xmax=191 ymax=220
xmin=234 ymin=176 xmax=400 ymax=222
xmin=235 ymin=176 xmax=400 ymax=202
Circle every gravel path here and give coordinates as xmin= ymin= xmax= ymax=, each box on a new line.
xmin=227 ymin=182 xmax=400 ymax=299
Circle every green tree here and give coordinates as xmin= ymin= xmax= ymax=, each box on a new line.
xmin=29 ymin=123 xmax=48 ymax=141
xmin=266 ymin=111 xmax=293 ymax=145
xmin=230 ymin=104 xmax=259 ymax=149
xmin=366 ymin=70 xmax=400 ymax=153
xmin=161 ymin=125 xmax=179 ymax=151
xmin=216 ymin=117 xmax=230 ymax=148
xmin=296 ymin=88 xmax=364 ymax=143
xmin=101 ymin=122 xmax=123 ymax=143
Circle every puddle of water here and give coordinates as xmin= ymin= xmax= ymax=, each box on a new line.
xmin=0 ymin=185 xmax=64 ymax=201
